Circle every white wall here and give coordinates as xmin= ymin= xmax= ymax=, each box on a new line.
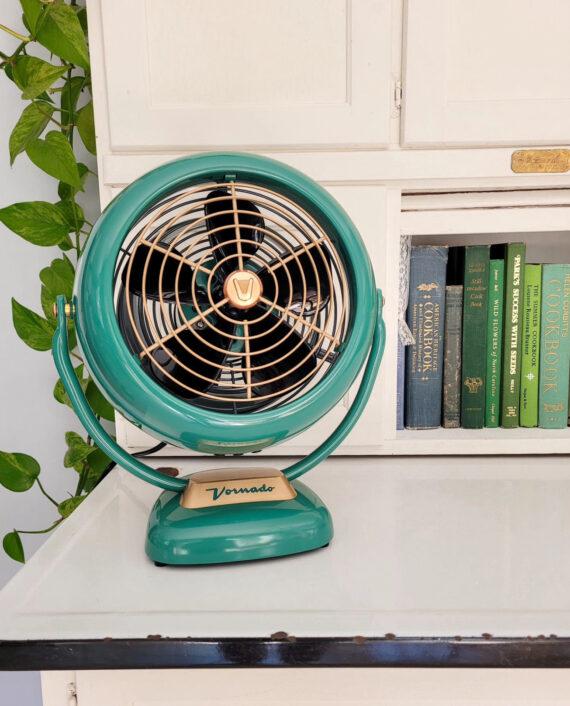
xmin=0 ymin=4 xmax=100 ymax=700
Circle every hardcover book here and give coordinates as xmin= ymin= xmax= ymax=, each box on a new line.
xmin=405 ymin=246 xmax=449 ymax=429
xmin=461 ymin=245 xmax=490 ymax=428
xmin=538 ymin=264 xmax=570 ymax=429
xmin=442 ymin=246 xmax=464 ymax=428
xmin=485 ymin=259 xmax=504 ymax=427
xmin=500 ymin=243 xmax=526 ymax=427
xmin=520 ymin=264 xmax=542 ymax=427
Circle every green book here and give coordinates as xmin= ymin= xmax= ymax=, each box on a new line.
xmin=485 ymin=260 xmax=504 ymax=427
xmin=520 ymin=264 xmax=542 ymax=427
xmin=539 ymin=264 xmax=570 ymax=428
xmin=461 ymin=245 xmax=490 ymax=428
xmin=500 ymin=243 xmax=526 ymax=427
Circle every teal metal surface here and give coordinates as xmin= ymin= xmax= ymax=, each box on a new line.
xmin=52 ymin=296 xmax=187 ymax=492
xmin=145 ymin=480 xmax=333 ymax=565
xmin=52 ymin=287 xmax=384 ymax=489
xmin=74 ymin=153 xmax=378 ymax=454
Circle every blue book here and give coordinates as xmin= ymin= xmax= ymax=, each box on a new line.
xmin=396 ymin=340 xmax=405 ymax=430
xmin=405 ymin=246 xmax=449 ymax=429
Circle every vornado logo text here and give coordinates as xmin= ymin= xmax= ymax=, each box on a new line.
xmin=206 ymin=483 xmax=276 ymax=502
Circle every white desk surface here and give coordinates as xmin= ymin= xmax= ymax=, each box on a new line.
xmin=0 ymin=454 xmax=569 ymax=641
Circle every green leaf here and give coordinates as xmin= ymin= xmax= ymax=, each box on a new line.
xmin=12 ymin=298 xmax=55 ymax=351
xmin=3 ymin=531 xmax=24 ymax=563
xmin=26 ymin=131 xmax=82 ymax=188
xmin=58 ymin=162 xmax=88 ymax=200
xmin=12 ymin=56 xmax=66 ymax=100
xmin=77 ymin=101 xmax=96 ymax=154
xmin=86 ymin=380 xmax=115 ymax=421
xmin=0 ymin=451 xmax=40 ymax=492
xmin=64 ymin=432 xmax=93 ymax=468
xmin=20 ymin=0 xmax=43 ymax=36
xmin=0 ymin=200 xmax=71 ymax=246
xmin=54 ymin=364 xmax=85 ymax=406
xmin=58 ymin=495 xmax=85 ymax=519
xmin=60 ymin=75 xmax=84 ymax=127
xmin=40 ymin=255 xmax=75 ymax=318
xmin=9 ymin=102 xmax=53 ymax=164
xmin=83 ymin=448 xmax=112 ymax=493
xmin=56 ymin=199 xmax=84 ymax=232
xmin=36 ymin=4 xmax=90 ymax=70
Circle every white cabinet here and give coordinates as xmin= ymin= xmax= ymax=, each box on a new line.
xmin=43 ymin=668 xmax=570 ymax=706
xmin=87 ymin=0 xmax=570 ymax=457
xmin=403 ymin=0 xmax=570 ymax=147
xmin=95 ymin=0 xmax=393 ymax=151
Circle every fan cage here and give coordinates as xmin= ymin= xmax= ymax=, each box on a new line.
xmin=113 ymin=180 xmax=352 ymax=414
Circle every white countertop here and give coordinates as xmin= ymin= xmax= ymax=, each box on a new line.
xmin=1 ymin=454 xmax=570 ymax=640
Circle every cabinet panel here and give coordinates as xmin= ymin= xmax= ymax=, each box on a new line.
xmin=96 ymin=0 xmax=392 ymax=150
xmin=75 ymin=668 xmax=570 ymax=706
xmin=403 ymin=0 xmax=570 ymax=146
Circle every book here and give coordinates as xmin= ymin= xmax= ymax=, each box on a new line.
xmin=485 ymin=259 xmax=504 ymax=427
xmin=500 ymin=243 xmax=526 ymax=427
xmin=442 ymin=246 xmax=464 ymax=428
xmin=520 ymin=264 xmax=542 ymax=427
xmin=538 ymin=264 xmax=570 ymax=428
xmin=405 ymin=246 xmax=448 ymax=429
xmin=396 ymin=340 xmax=405 ymax=430
xmin=461 ymin=245 xmax=490 ymax=428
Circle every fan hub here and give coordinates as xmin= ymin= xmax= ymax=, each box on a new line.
xmin=223 ymin=269 xmax=263 ymax=310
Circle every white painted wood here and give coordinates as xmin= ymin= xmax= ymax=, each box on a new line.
xmin=4 ymin=456 xmax=570 ymax=640
xmin=403 ymin=189 xmax=570 ymax=211
xmin=403 ymin=0 xmax=570 ymax=147
xmin=41 ymin=672 xmax=76 ymax=706
xmin=75 ymin=667 xmax=570 ymax=706
xmin=100 ymin=148 xmax=570 ymax=197
xmin=91 ymin=0 xmax=392 ymax=151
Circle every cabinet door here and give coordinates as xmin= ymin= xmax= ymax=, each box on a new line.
xmin=92 ymin=0 xmax=392 ymax=151
xmin=403 ymin=0 xmax=570 ymax=147
xmin=116 ymin=184 xmax=391 ymax=456
xmin=75 ymin=668 xmax=570 ymax=706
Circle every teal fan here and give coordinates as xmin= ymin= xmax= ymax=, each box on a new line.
xmin=53 ymin=153 xmax=385 ymax=565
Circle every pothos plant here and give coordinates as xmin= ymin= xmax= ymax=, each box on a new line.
xmin=0 ymin=0 xmax=114 ymax=563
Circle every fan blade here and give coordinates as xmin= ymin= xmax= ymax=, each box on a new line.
xmin=123 ymin=241 xmax=213 ymax=305
xmin=245 ymin=309 xmax=318 ymax=397
xmin=204 ymin=189 xmax=264 ymax=271
xmin=144 ymin=315 xmax=236 ymax=400
xmin=258 ymin=246 xmax=331 ymax=313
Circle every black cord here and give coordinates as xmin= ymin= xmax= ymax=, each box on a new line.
xmin=133 ymin=441 xmax=167 ymax=457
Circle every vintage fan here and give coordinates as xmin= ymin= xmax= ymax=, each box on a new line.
xmin=53 ymin=153 xmax=385 ymax=565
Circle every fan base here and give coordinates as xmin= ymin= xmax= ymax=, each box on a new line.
xmin=145 ymin=479 xmax=333 ymax=566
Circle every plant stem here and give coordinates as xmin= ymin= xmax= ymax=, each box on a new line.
xmin=36 ymin=479 xmax=59 ymax=508
xmin=0 ymin=24 xmax=29 ymax=43
xmin=16 ymin=519 xmax=63 ymax=535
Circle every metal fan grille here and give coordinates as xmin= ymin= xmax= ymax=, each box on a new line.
xmin=113 ymin=180 xmax=350 ymax=413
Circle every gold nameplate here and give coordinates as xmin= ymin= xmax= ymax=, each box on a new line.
xmin=180 ymin=467 xmax=296 ymax=509
xmin=511 ymin=149 xmax=570 ymax=174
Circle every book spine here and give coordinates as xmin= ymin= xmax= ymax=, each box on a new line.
xmin=405 ymin=246 xmax=448 ymax=429
xmin=396 ymin=339 xmax=405 ymax=430
xmin=520 ymin=264 xmax=542 ymax=427
xmin=500 ymin=243 xmax=526 ymax=427
xmin=538 ymin=264 xmax=570 ymax=429
xmin=461 ymin=245 xmax=490 ymax=428
xmin=485 ymin=260 xmax=504 ymax=427
xmin=442 ymin=285 xmax=463 ymax=428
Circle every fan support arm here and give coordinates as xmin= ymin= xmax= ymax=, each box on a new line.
xmin=52 ymin=290 xmax=385 ymax=493
xmin=283 ymin=289 xmax=385 ymax=481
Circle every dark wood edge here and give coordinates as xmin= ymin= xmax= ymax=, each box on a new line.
xmin=1 ymin=636 xmax=570 ymax=670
